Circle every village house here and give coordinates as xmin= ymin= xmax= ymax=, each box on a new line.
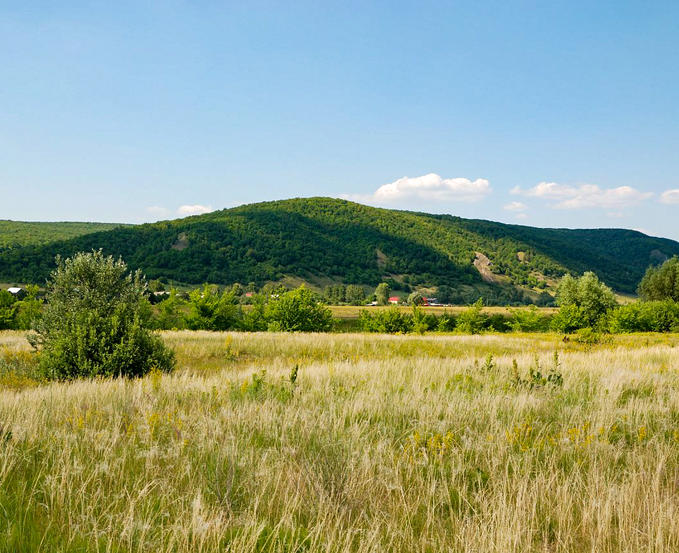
xmin=7 ymin=287 xmax=26 ymax=300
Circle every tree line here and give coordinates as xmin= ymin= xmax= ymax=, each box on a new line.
xmin=3 ymin=251 xmax=679 ymax=383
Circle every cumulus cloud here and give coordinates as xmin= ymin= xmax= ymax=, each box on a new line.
xmin=345 ymin=173 xmax=491 ymax=206
xmin=377 ymin=173 xmax=490 ymax=202
xmin=660 ymin=189 xmax=679 ymax=204
xmin=177 ymin=204 xmax=214 ymax=216
xmin=512 ymin=182 xmax=652 ymax=209
xmin=503 ymin=201 xmax=527 ymax=212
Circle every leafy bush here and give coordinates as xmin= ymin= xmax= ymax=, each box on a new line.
xmin=0 ymin=290 xmax=16 ymax=330
xmin=265 ymin=287 xmax=333 ymax=332
xmin=572 ymin=327 xmax=603 ymax=345
xmin=185 ymin=284 xmax=243 ymax=330
xmin=553 ymin=272 xmax=616 ymax=332
xmin=358 ymin=307 xmax=413 ymax=333
xmin=456 ymin=299 xmax=487 ymax=334
xmin=638 ymin=257 xmax=679 ymax=302
xmin=551 ymin=304 xmax=588 ymax=333
xmin=609 ymin=300 xmax=679 ymax=333
xmin=436 ymin=312 xmax=457 ymax=332
xmin=412 ymin=307 xmax=436 ymax=334
xmin=30 ymin=250 xmax=175 ymax=380
xmin=150 ymin=289 xmax=188 ymax=330
xmin=486 ymin=313 xmax=511 ymax=333
xmin=12 ymin=286 xmax=44 ymax=330
xmin=509 ymin=305 xmax=549 ymax=332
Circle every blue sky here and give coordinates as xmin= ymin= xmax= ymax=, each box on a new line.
xmin=1 ymin=1 xmax=678 ymax=239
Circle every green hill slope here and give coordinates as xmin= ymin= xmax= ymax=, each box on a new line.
xmin=0 ymin=220 xmax=128 ymax=249
xmin=1 ymin=198 xmax=677 ymax=302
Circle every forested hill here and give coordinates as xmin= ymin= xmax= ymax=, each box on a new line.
xmin=0 ymin=220 xmax=128 ymax=249
xmin=1 ymin=197 xmax=678 ymax=301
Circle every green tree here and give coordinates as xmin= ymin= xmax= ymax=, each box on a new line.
xmin=266 ymin=286 xmax=333 ymax=332
xmin=13 ymin=285 xmax=43 ymax=330
xmin=0 ymin=290 xmax=17 ymax=329
xmin=148 ymin=279 xmax=165 ymax=292
xmin=638 ymin=257 xmax=679 ymax=302
xmin=186 ymin=284 xmax=242 ymax=330
xmin=151 ymin=288 xmax=187 ymax=330
xmin=358 ymin=306 xmax=413 ymax=333
xmin=407 ymin=290 xmax=425 ymax=306
xmin=509 ymin=305 xmax=547 ymax=332
xmin=324 ymin=284 xmax=346 ymax=304
xmin=375 ymin=282 xmax=391 ymax=306
xmin=456 ymin=298 xmax=487 ymax=334
xmin=553 ymin=272 xmax=616 ymax=330
xmin=30 ymin=250 xmax=174 ymax=380
xmin=345 ymin=284 xmax=366 ymax=305
xmin=241 ymin=293 xmax=268 ymax=331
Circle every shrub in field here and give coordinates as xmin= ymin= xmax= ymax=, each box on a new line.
xmin=186 ymin=284 xmax=243 ymax=330
xmin=486 ymin=313 xmax=512 ymax=332
xmin=358 ymin=307 xmax=413 ymax=333
xmin=241 ymin=294 xmax=269 ymax=331
xmin=456 ymin=299 xmax=487 ymax=334
xmin=551 ymin=304 xmax=588 ymax=333
xmin=411 ymin=307 xmax=436 ymax=334
xmin=151 ymin=289 xmax=188 ymax=330
xmin=638 ymin=256 xmax=679 ymax=302
xmin=30 ymin=250 xmax=175 ymax=380
xmin=553 ymin=272 xmax=616 ymax=332
xmin=509 ymin=305 xmax=549 ymax=332
xmin=0 ymin=285 xmax=44 ymax=330
xmin=265 ymin=287 xmax=333 ymax=332
xmin=13 ymin=291 xmax=43 ymax=330
xmin=0 ymin=290 xmax=16 ymax=330
xmin=572 ymin=327 xmax=604 ymax=345
xmin=436 ymin=312 xmax=457 ymax=332
xmin=608 ymin=300 xmax=679 ymax=333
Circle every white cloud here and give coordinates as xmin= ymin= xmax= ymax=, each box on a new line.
xmin=146 ymin=206 xmax=171 ymax=218
xmin=503 ymin=201 xmax=527 ymax=212
xmin=512 ymin=182 xmax=652 ymax=209
xmin=346 ymin=173 xmax=491 ymax=205
xmin=177 ymin=204 xmax=214 ymax=216
xmin=660 ymin=189 xmax=679 ymax=204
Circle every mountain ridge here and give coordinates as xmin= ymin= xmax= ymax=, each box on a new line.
xmin=1 ymin=197 xmax=677 ymax=303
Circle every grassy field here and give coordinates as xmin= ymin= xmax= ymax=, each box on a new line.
xmin=1 ymin=330 xmax=679 ymax=551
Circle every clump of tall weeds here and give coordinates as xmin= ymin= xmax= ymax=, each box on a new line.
xmin=511 ymin=352 xmax=563 ymax=390
xmin=230 ymin=365 xmax=300 ymax=402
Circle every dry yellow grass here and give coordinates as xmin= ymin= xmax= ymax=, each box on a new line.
xmin=0 ymin=330 xmax=679 ymax=551
xmin=329 ymin=304 xmax=558 ymax=319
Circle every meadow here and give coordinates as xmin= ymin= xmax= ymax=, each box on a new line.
xmin=1 ymin=330 xmax=679 ymax=552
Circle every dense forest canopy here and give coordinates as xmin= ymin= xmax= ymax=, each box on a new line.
xmin=1 ymin=198 xmax=677 ymax=303
xmin=0 ymin=220 xmax=127 ymax=249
